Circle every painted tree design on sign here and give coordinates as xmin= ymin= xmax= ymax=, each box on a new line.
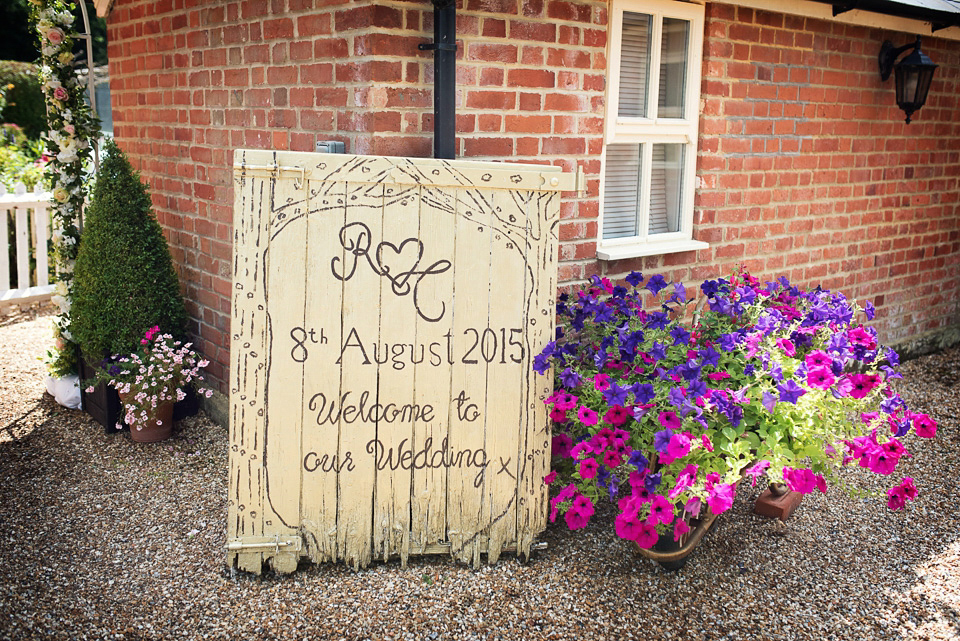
xmin=229 ymin=151 xmax=573 ymax=572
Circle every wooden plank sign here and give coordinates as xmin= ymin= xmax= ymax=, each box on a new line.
xmin=227 ymin=150 xmax=575 ymax=572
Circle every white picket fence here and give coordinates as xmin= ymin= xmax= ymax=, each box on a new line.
xmin=0 ymin=182 xmax=56 ymax=312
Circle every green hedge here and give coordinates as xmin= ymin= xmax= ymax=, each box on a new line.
xmin=0 ymin=60 xmax=46 ymax=140
xmin=71 ymin=140 xmax=188 ymax=359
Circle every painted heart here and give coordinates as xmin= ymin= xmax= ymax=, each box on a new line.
xmin=375 ymin=238 xmax=423 ymax=295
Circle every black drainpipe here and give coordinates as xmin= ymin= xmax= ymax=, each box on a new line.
xmin=419 ymin=0 xmax=457 ymax=159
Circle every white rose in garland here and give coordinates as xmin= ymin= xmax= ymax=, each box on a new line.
xmin=29 ymin=0 xmax=101 ymax=377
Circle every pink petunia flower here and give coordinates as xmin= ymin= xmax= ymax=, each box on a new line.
xmin=783 ymin=467 xmax=817 ymax=494
xmin=635 ymin=523 xmax=659 ymax=549
xmin=806 ymin=367 xmax=836 ymax=390
xmin=706 ymin=483 xmax=735 ymax=514
xmin=776 ymin=338 xmax=796 ymax=357
xmin=666 ymin=432 xmax=692 ymax=460
xmin=577 ymin=405 xmax=598 ymax=427
xmin=700 ymin=434 xmax=714 ymax=452
xmin=578 ymin=458 xmax=599 ymax=480
xmin=804 ymin=350 xmax=832 ymax=369
xmin=647 ymin=494 xmax=675 ymax=526
xmin=673 ymin=519 xmax=691 ymax=542
xmin=658 ymin=410 xmax=682 ymax=430
xmin=551 ymin=433 xmax=573 ymax=458
xmin=912 ymin=413 xmax=937 ymax=438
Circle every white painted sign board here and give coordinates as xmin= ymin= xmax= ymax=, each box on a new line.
xmin=227 ymin=150 xmax=574 ymax=572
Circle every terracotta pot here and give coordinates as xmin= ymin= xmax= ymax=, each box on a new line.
xmin=119 ymin=394 xmax=174 ymax=443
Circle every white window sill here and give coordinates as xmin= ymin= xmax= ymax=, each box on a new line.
xmin=596 ymin=239 xmax=709 ymax=261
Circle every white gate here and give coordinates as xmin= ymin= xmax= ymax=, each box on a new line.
xmin=0 ymin=182 xmax=54 ymax=312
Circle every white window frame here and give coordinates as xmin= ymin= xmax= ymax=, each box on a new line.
xmin=597 ymin=0 xmax=708 ymax=261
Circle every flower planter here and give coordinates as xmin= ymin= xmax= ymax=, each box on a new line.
xmin=78 ymin=354 xmax=124 ymax=434
xmin=635 ymin=511 xmax=720 ymax=571
xmin=120 ymin=393 xmax=174 ymax=443
xmin=79 ymin=353 xmax=199 ymax=434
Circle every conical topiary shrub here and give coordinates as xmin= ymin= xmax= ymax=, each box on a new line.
xmin=71 ymin=139 xmax=187 ymax=361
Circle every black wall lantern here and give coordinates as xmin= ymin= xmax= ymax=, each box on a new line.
xmin=878 ymin=36 xmax=938 ymax=124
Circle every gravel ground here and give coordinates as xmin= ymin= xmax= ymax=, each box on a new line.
xmin=1 ymin=307 xmax=958 ymax=641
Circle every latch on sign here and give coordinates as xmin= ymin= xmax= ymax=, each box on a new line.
xmin=226 ymin=534 xmax=302 ymax=556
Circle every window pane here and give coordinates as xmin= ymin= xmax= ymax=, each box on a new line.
xmin=658 ymin=17 xmax=689 ymax=119
xmin=603 ymin=144 xmax=642 ymax=239
xmin=649 ymin=143 xmax=683 ymax=234
xmin=618 ymin=12 xmax=652 ymax=118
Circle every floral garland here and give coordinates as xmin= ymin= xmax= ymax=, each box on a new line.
xmin=29 ymin=0 xmax=101 ymax=377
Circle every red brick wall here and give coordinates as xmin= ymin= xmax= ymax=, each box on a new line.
xmin=105 ymin=0 xmax=960 ymax=394
xmin=688 ymin=5 xmax=960 ymax=347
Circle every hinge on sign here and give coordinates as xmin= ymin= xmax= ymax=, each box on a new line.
xmin=226 ymin=534 xmax=302 ymax=555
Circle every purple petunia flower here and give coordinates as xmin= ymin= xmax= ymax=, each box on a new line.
xmin=560 ymin=368 xmax=582 ymax=389
xmin=628 ymin=450 xmax=648 ymax=471
xmin=644 ymin=471 xmax=662 ymax=493
xmin=698 ymin=347 xmax=720 ymax=368
xmin=777 ymin=379 xmax=807 ymax=404
xmin=626 ymin=271 xmax=644 ymax=287
xmin=603 ymin=382 xmax=629 ymax=407
xmin=649 ymin=342 xmax=667 ymax=361
xmin=667 ymin=387 xmax=686 ymax=409
xmin=646 ymin=274 xmax=668 ymax=295
xmin=631 ymin=382 xmax=655 ymax=404
xmin=654 ymin=429 xmax=673 ymax=454
xmin=687 ymin=379 xmax=707 ymax=398
xmin=670 ymin=325 xmax=691 ymax=346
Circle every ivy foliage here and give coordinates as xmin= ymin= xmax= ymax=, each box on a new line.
xmin=71 ymin=140 xmax=187 ymax=359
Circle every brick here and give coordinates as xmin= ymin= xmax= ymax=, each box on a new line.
xmin=465 ymin=90 xmax=517 ymax=110
xmin=297 ymin=14 xmax=331 ymax=37
xmin=483 ymin=18 xmax=507 ymax=38
xmin=543 ymin=93 xmax=588 ymax=112
xmin=506 ymin=69 xmax=555 ymax=88
xmin=546 ymin=47 xmax=592 ymax=69
xmin=505 ymin=114 xmax=551 ymax=133
xmin=754 ymin=487 xmax=803 ymax=521
xmin=262 ymin=18 xmax=294 ymax=40
xmin=510 ymin=20 xmax=556 ymax=42
xmin=463 ymin=137 xmax=514 ymax=157
xmin=468 ymin=43 xmax=518 ymax=63
xmin=547 ymin=0 xmax=592 ymax=23
xmin=541 ymin=137 xmax=585 ymax=155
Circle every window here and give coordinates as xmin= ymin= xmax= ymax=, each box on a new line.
xmin=598 ymin=0 xmax=707 ymax=261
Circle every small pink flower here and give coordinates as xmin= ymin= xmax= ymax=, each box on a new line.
xmin=53 ymin=87 xmax=68 ymax=101
xmin=577 ymin=405 xmax=598 ymax=427
xmin=647 ymin=494 xmax=675 ymax=526
xmin=806 ymin=367 xmax=836 ymax=390
xmin=804 ymin=350 xmax=832 ymax=369
xmin=551 ymin=433 xmax=573 ymax=458
xmin=578 ymin=458 xmax=599 ymax=480
xmin=46 ymin=28 xmax=65 ymax=45
xmin=673 ymin=519 xmax=690 ymax=542
xmin=776 ymin=338 xmax=795 ymax=357
xmin=635 ymin=523 xmax=659 ymax=549
xmin=912 ymin=413 xmax=937 ymax=438
xmin=706 ymin=483 xmax=735 ymax=514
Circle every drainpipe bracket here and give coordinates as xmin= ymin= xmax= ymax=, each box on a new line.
xmin=418 ymin=42 xmax=458 ymax=52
